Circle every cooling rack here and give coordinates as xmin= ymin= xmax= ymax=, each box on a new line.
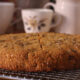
xmin=0 ymin=69 xmax=80 ymax=80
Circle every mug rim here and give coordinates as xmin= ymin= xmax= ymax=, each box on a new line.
xmin=22 ymin=9 xmax=53 ymax=13
xmin=0 ymin=2 xmax=14 ymax=6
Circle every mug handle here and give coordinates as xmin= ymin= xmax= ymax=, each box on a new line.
xmin=44 ymin=2 xmax=62 ymax=28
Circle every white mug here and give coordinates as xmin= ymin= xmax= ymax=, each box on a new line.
xmin=21 ymin=9 xmax=61 ymax=33
xmin=44 ymin=0 xmax=80 ymax=34
xmin=0 ymin=2 xmax=15 ymax=34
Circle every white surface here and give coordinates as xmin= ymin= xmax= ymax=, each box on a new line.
xmin=45 ymin=0 xmax=80 ymax=34
xmin=0 ymin=2 xmax=15 ymax=34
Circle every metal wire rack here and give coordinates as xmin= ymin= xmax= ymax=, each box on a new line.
xmin=0 ymin=69 xmax=80 ymax=80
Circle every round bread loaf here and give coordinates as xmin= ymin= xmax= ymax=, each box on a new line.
xmin=0 ymin=33 xmax=80 ymax=72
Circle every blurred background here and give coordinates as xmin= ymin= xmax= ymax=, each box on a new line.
xmin=0 ymin=0 xmax=56 ymax=34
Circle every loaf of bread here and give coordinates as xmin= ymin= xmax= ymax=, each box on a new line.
xmin=0 ymin=33 xmax=80 ymax=72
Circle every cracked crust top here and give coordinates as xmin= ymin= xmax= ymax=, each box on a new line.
xmin=0 ymin=33 xmax=80 ymax=72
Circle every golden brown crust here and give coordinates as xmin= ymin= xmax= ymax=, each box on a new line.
xmin=0 ymin=33 xmax=80 ymax=72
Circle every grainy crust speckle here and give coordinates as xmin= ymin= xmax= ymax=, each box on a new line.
xmin=0 ymin=33 xmax=80 ymax=72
